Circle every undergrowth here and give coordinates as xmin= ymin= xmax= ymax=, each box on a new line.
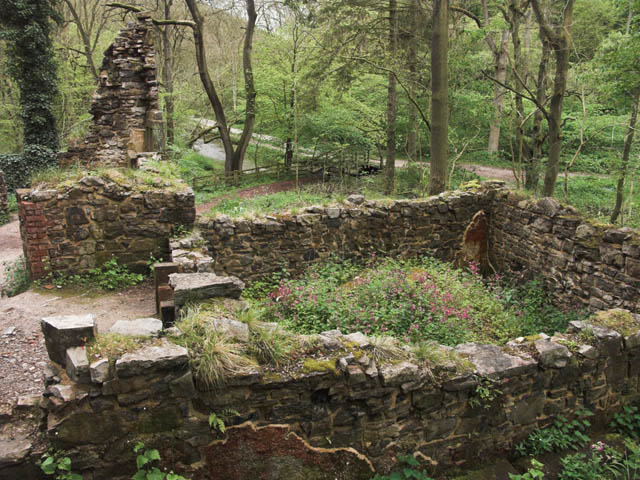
xmin=37 ymin=257 xmax=146 ymax=291
xmin=256 ymin=255 xmax=583 ymax=347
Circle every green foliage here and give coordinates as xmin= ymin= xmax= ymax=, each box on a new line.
xmin=554 ymin=174 xmax=640 ymax=228
xmin=371 ymin=455 xmax=433 ymax=480
xmin=0 ymin=0 xmax=60 ymax=154
xmin=0 ymin=145 xmax=57 ymax=192
xmin=508 ymin=459 xmax=545 ymax=480
xmin=1 ymin=255 xmax=30 ymax=297
xmin=206 ymin=189 xmax=332 ymax=218
xmin=208 ymin=409 xmax=240 ymax=434
xmin=37 ymin=257 xmax=145 ymax=292
xmin=611 ymin=406 xmax=640 ymax=440
xmin=469 ymin=376 xmax=503 ymax=410
xmin=132 ymin=442 xmax=187 ymax=480
xmin=40 ymin=453 xmax=82 ymax=480
xmin=260 ymin=256 xmax=579 ymax=347
xmin=516 ymin=410 xmax=593 ymax=457
xmin=174 ymin=305 xmax=256 ymax=388
xmin=87 ymin=258 xmax=144 ymax=291
xmin=491 ymin=278 xmax=585 ymax=337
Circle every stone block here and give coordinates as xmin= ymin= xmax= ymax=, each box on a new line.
xmin=160 ymin=300 xmax=176 ymax=326
xmin=455 ymin=343 xmax=536 ymax=379
xmin=534 ymin=339 xmax=572 ymax=369
xmin=115 ymin=339 xmax=189 ymax=377
xmin=169 ymin=272 xmax=245 ymax=307
xmin=109 ymin=318 xmax=163 ymax=337
xmin=379 ymin=361 xmax=419 ymax=386
xmin=66 ymin=346 xmax=90 ymax=383
xmin=90 ymin=359 xmax=111 ymax=384
xmin=41 ymin=315 xmax=97 ymax=366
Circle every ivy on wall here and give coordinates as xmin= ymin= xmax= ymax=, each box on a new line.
xmin=0 ymin=0 xmax=60 ymax=184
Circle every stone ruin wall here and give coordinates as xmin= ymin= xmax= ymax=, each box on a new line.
xmin=58 ymin=14 xmax=163 ymax=169
xmin=490 ymin=190 xmax=640 ymax=314
xmin=16 ymin=177 xmax=195 ymax=279
xmin=199 ymin=186 xmax=640 ymax=317
xmin=20 ymin=310 xmax=640 ymax=480
xmin=6 ymin=184 xmax=640 ymax=478
xmin=0 ymin=170 xmax=8 ymax=215
xmin=198 ymin=188 xmax=496 ymax=282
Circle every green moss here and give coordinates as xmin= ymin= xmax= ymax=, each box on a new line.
xmin=412 ymin=342 xmax=473 ymax=374
xmin=301 ymin=358 xmax=338 ymax=375
xmin=591 ymin=309 xmax=640 ymax=337
xmin=86 ymin=334 xmax=161 ymax=362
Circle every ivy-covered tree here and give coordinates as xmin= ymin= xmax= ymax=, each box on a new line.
xmin=0 ymin=0 xmax=60 ymax=158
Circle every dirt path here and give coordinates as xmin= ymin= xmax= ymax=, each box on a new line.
xmin=0 ymin=283 xmax=155 ymax=408
xmin=0 ymin=217 xmax=22 ymax=285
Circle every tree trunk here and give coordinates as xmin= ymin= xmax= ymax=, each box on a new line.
xmin=63 ymin=0 xmax=99 ymax=81
xmin=161 ymin=0 xmax=175 ymax=146
xmin=611 ymin=90 xmax=640 ymax=224
xmin=526 ymin=38 xmax=551 ymax=191
xmin=487 ymin=30 xmax=509 ymax=155
xmin=405 ymin=0 xmax=419 ymax=163
xmin=385 ymin=0 xmax=398 ymax=194
xmin=531 ymin=0 xmax=575 ymax=197
xmin=184 ymin=0 xmax=234 ymax=171
xmin=231 ymin=0 xmax=257 ymax=172
xmin=429 ymin=0 xmax=449 ymax=195
xmin=185 ymin=0 xmax=257 ymax=174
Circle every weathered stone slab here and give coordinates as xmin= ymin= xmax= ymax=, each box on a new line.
xmin=41 ymin=315 xmax=97 ymax=366
xmin=65 ymin=347 xmax=90 ymax=383
xmin=455 ymin=343 xmax=536 ymax=378
xmin=109 ymin=318 xmax=163 ymax=337
xmin=115 ymin=339 xmax=189 ymax=378
xmin=0 ymin=438 xmax=32 ymax=468
xmin=212 ymin=317 xmax=249 ymax=342
xmin=344 ymin=332 xmax=370 ymax=348
xmin=169 ymin=273 xmax=245 ymax=307
xmin=379 ymin=361 xmax=419 ymax=386
xmin=534 ymin=339 xmax=571 ymax=369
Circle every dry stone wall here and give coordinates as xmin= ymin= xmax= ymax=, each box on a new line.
xmin=198 ymin=188 xmax=497 ymax=281
xmin=58 ymin=14 xmax=163 ymax=169
xmin=26 ymin=310 xmax=640 ymax=480
xmin=16 ymin=175 xmax=195 ymax=279
xmin=490 ymin=190 xmax=640 ymax=314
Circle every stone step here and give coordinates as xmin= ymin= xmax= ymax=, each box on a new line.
xmin=169 ymin=273 xmax=245 ymax=308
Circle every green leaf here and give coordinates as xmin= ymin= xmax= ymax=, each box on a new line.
xmin=132 ymin=471 xmax=147 ymax=480
xmin=147 ymin=468 xmax=165 ymax=480
xmin=41 ymin=456 xmax=56 ymax=475
xmin=134 ymin=442 xmax=145 ymax=453
xmin=145 ymin=449 xmax=161 ymax=462
xmin=137 ymin=455 xmax=150 ymax=470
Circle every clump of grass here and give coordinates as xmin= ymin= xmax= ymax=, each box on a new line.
xmin=369 ymin=335 xmax=405 ymax=364
xmin=175 ymin=306 xmax=256 ymax=388
xmin=86 ymin=334 xmax=160 ymax=362
xmin=248 ymin=323 xmax=299 ymax=367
